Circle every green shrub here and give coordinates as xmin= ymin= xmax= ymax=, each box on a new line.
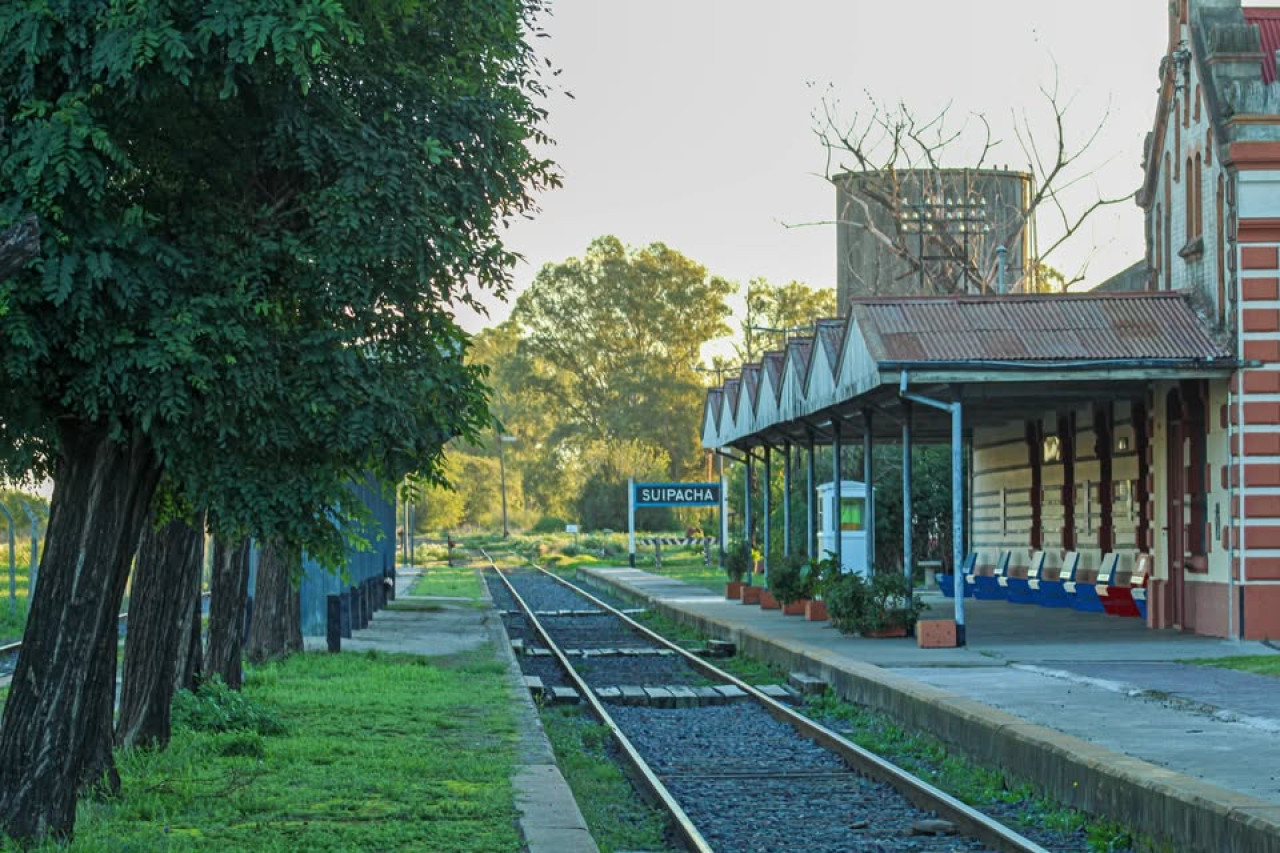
xmin=767 ymin=553 xmax=812 ymax=605
xmin=724 ymin=538 xmax=751 ymax=583
xmin=530 ymin=516 xmax=568 ymax=534
xmin=824 ymin=570 xmax=926 ymax=635
xmin=824 ymin=572 xmax=870 ymax=634
xmin=172 ymin=676 xmax=288 ymax=736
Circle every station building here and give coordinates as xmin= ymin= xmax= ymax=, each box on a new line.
xmin=700 ymin=0 xmax=1280 ymax=640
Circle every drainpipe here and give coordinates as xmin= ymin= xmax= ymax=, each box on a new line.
xmin=900 ymin=371 xmax=967 ymax=646
xmin=903 ymin=400 xmax=914 ymax=589
xmin=1233 ymin=169 xmax=1245 ymax=642
xmin=996 ymin=245 xmax=1008 ymax=294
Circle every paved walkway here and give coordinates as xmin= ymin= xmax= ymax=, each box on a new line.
xmin=304 ymin=569 xmax=598 ymax=853
xmin=580 ymin=566 xmax=1280 ymax=853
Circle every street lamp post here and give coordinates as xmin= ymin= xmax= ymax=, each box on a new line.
xmin=497 ymin=431 xmax=518 ymax=537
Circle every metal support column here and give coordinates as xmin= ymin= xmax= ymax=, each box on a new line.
xmin=900 ymin=373 xmax=966 ymax=646
xmin=951 ymin=393 xmax=965 ymax=645
xmin=783 ymin=442 xmax=792 ymax=557
xmin=744 ymin=452 xmax=754 ymax=587
xmin=832 ymin=419 xmax=843 ymax=573
xmin=762 ymin=445 xmax=772 ymax=582
xmin=902 ymin=400 xmax=914 ymax=587
xmin=806 ymin=432 xmax=817 ymax=558
xmin=863 ymin=408 xmax=875 ymax=574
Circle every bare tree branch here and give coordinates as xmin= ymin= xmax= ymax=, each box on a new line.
xmin=0 ymin=214 xmax=39 ymax=281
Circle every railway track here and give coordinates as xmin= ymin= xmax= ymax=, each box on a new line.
xmin=483 ymin=553 xmax=1058 ymax=853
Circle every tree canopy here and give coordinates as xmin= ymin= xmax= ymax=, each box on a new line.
xmin=0 ymin=0 xmax=557 ymax=841
xmin=0 ymin=0 xmax=557 ymax=555
xmin=511 ymin=235 xmax=733 ymax=481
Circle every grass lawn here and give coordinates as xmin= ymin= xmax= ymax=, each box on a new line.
xmin=1191 ymin=655 xmax=1280 ymax=678
xmin=16 ymin=650 xmax=522 ymax=852
xmin=409 ymin=563 xmax=486 ymax=601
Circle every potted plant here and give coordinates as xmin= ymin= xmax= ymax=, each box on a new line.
xmin=824 ymin=570 xmax=926 ymax=637
xmin=823 ymin=571 xmax=870 ymax=635
xmin=724 ymin=538 xmax=750 ymax=600
xmin=768 ymin=553 xmax=811 ymax=615
xmin=804 ymin=553 xmax=840 ymax=621
xmin=862 ymin=571 xmax=926 ymax=636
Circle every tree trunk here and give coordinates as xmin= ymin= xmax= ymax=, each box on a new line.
xmin=245 ymin=541 xmax=302 ymax=664
xmin=0 ymin=421 xmax=160 ymax=843
xmin=204 ymin=536 xmax=251 ymax=689
xmin=115 ymin=512 xmax=206 ymax=750
xmin=172 ymin=533 xmax=206 ymax=694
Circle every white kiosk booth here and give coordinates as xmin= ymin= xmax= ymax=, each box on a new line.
xmin=817 ymin=480 xmax=870 ymax=577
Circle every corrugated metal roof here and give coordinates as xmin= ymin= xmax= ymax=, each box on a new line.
xmin=724 ymin=378 xmax=740 ymax=422
xmin=741 ymin=365 xmax=759 ymax=412
xmin=815 ymin=319 xmax=843 ymax=366
xmin=762 ymin=351 xmax=784 ymax=403
xmin=1245 ymin=7 xmax=1280 ymax=84
xmin=849 ymin=292 xmax=1231 ymax=364
xmin=705 ymin=388 xmax=723 ymax=430
xmin=786 ymin=337 xmax=813 ymax=386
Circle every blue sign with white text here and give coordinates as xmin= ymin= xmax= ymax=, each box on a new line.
xmin=634 ymin=482 xmax=721 ymax=507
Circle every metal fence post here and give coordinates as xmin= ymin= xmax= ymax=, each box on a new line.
xmin=18 ymin=502 xmax=37 ymax=606
xmin=340 ymin=588 xmax=352 ymax=638
xmin=0 ymin=505 xmax=14 ymax=621
xmin=326 ymin=594 xmax=341 ymax=652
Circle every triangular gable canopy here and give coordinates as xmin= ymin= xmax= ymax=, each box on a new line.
xmin=703 ymin=291 xmax=1236 ymax=450
xmin=703 ymin=387 xmax=724 ymax=436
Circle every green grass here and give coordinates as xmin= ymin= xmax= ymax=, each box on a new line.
xmin=540 ymin=707 xmax=677 ymax=853
xmin=801 ymin=693 xmax=1158 ymax=852
xmin=1189 ymin=655 xmax=1280 ymax=678
xmin=409 ymin=563 xmax=486 ymax=600
xmin=13 ymin=649 xmax=523 ymax=852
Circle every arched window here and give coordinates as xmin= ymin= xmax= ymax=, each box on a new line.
xmin=1186 ymin=156 xmax=1194 ymax=243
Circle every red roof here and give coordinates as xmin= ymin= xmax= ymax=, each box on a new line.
xmin=1245 ymin=6 xmax=1280 ymax=84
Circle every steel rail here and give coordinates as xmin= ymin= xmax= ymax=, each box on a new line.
xmin=516 ymin=557 xmax=1051 ymax=853
xmin=482 ymin=551 xmax=714 ymax=853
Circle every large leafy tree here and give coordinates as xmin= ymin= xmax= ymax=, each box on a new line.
xmin=512 ymin=236 xmax=733 ymax=482
xmin=736 ymin=278 xmax=837 ymax=364
xmin=0 ymin=0 xmax=555 ymax=841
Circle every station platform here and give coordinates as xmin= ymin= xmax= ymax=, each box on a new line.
xmin=579 ymin=566 xmax=1280 ymax=853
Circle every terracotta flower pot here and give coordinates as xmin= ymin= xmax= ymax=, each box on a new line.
xmin=759 ymin=590 xmax=781 ymax=610
xmin=725 ymin=581 xmax=744 ymax=600
xmin=741 ymin=585 xmax=762 ymax=605
xmin=782 ymin=599 xmax=807 ymax=616
xmin=805 ymin=600 xmax=829 ymax=621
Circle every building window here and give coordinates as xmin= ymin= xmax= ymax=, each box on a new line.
xmin=1217 ymin=173 xmax=1226 ymax=322
xmin=1186 ymin=156 xmax=1194 ymax=243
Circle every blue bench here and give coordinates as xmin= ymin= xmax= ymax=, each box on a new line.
xmin=1030 ymin=552 xmax=1079 ymax=608
xmin=1066 ymin=554 xmax=1108 ymax=612
xmin=1001 ymin=551 xmax=1045 ymax=604
xmin=937 ymin=553 xmax=975 ymax=598
xmin=972 ymin=551 xmax=1012 ymax=600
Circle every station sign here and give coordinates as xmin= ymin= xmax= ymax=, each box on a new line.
xmin=634 ymin=481 xmax=721 ymax=508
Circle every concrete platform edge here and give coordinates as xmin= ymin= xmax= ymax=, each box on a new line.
xmin=580 ymin=567 xmax=1280 ymax=853
xmin=483 ymin=570 xmax=600 ymax=853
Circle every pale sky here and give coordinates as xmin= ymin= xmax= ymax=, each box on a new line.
xmin=456 ymin=1 xmax=1182 ymax=342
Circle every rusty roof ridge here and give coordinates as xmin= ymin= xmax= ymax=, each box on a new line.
xmin=882 ymin=356 xmax=1242 ymax=370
